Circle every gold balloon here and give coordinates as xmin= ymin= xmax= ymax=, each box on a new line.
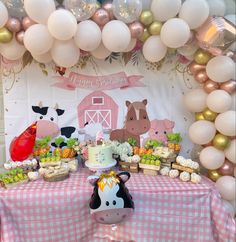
xmin=195 ymin=112 xmax=205 ymax=121
xmin=194 ymin=49 xmax=212 ymax=65
xmin=213 ymin=134 xmax=230 ymax=150
xmin=208 ymin=170 xmax=221 ymax=182
xmin=139 ymin=10 xmax=153 ymax=26
xmin=139 ymin=28 xmax=150 ymax=42
xmin=148 ymin=21 xmax=163 ymax=35
xmin=0 ymin=27 xmax=13 ymax=43
xmin=203 ymin=108 xmax=218 ymax=121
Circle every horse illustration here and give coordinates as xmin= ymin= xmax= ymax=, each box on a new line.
xmin=110 ymin=99 xmax=151 ymax=146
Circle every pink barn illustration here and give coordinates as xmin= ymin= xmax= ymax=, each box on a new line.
xmin=77 ymin=91 xmax=118 ymax=129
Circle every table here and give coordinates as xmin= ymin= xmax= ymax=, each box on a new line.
xmin=0 ymin=169 xmax=235 ymax=242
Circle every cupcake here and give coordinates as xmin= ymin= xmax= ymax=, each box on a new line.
xmin=179 ymin=171 xmax=190 ymax=182
xmin=169 ymin=169 xmax=179 ymax=178
xmin=191 ymin=173 xmax=201 ymax=183
xmin=160 ymin=167 xmax=170 ymax=176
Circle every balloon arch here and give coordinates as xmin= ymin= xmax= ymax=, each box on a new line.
xmin=0 ymin=0 xmax=235 ymax=214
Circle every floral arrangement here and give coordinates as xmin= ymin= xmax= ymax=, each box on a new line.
xmin=73 ymin=141 xmax=91 ymax=160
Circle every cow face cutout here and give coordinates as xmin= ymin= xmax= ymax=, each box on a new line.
xmin=88 ymin=172 xmax=134 ymax=224
xmin=32 ymin=105 xmax=65 ymax=139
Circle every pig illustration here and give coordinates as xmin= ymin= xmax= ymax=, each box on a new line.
xmin=143 ymin=119 xmax=175 ymax=146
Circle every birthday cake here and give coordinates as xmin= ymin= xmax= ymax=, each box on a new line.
xmin=88 ymin=144 xmax=113 ymax=167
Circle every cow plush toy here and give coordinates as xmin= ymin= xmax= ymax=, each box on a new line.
xmin=88 ymin=171 xmax=134 ymax=225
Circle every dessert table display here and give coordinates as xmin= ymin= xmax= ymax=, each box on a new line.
xmin=0 ymin=169 xmax=235 ymax=242
xmin=0 ymin=0 xmax=236 ymax=241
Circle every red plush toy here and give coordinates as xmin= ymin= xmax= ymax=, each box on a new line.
xmin=10 ymin=122 xmax=37 ymax=161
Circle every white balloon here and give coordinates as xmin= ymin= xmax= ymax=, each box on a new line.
xmin=91 ymin=43 xmax=111 ymax=59
xmin=215 ymin=110 xmax=236 ymax=136
xmin=51 ymin=39 xmax=80 ymax=68
xmin=160 ymin=18 xmax=190 ymax=48
xmin=151 ymin=0 xmax=182 ymax=22
xmin=0 ymin=1 xmax=8 ymax=28
xmin=225 ymin=139 xmax=236 ymax=164
xmin=24 ymin=0 xmax=56 ymax=24
xmin=142 ymin=36 xmax=167 ymax=63
xmin=74 ymin=20 xmax=101 ymax=52
xmin=222 ymin=200 xmax=235 ymax=217
xmin=224 ymin=0 xmax=236 ymax=15
xmin=184 ymin=89 xmax=208 ymax=112
xmin=189 ymin=120 xmax=216 ymax=145
xmin=102 ymin=20 xmax=131 ymax=52
xmin=200 ymin=146 xmax=225 ymax=170
xmin=206 ymin=56 xmax=235 ymax=83
xmin=179 ymin=0 xmax=209 ymax=29
xmin=48 ymin=9 xmax=77 ymax=41
xmin=206 ymin=0 xmax=225 ymax=16
xmin=24 ymin=24 xmax=54 ymax=55
xmin=0 ymin=37 xmax=26 ymax=60
xmin=216 ymin=176 xmax=236 ymax=201
xmin=124 ymin=38 xmax=137 ymax=52
xmin=177 ymin=40 xmax=199 ymax=56
xmin=206 ymin=90 xmax=232 ymax=113
xmin=225 ymin=14 xmax=236 ymax=25
xmin=32 ymin=52 xmax=52 ymax=64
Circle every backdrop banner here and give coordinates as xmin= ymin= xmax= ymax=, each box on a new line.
xmin=1 ymin=53 xmax=197 ymax=160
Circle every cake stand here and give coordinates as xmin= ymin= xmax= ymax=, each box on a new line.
xmin=85 ymin=160 xmax=117 ymax=175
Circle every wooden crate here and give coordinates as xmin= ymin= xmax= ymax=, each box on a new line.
xmin=119 ymin=161 xmax=139 ymax=173
xmin=139 ymin=163 xmax=160 ymax=176
xmin=160 ymin=155 xmax=176 ymax=169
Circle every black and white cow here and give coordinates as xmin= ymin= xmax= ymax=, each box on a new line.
xmin=32 ymin=103 xmax=76 ymax=142
xmin=88 ymin=172 xmax=134 ymax=224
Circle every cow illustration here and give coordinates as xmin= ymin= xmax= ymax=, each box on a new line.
xmin=88 ymin=171 xmax=134 ymax=225
xmin=32 ymin=102 xmax=76 ymax=140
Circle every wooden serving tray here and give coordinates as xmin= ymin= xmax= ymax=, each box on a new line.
xmin=0 ymin=179 xmax=29 ymax=189
xmin=43 ymin=172 xmax=69 ymax=182
xmin=39 ymin=161 xmax=61 ymax=168
xmin=172 ymin=163 xmax=195 ymax=173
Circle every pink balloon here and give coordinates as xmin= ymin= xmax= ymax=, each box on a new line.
xmin=6 ymin=18 xmax=21 ymax=33
xmin=218 ymin=159 xmax=235 ymax=176
xmin=16 ymin=30 xmax=25 ymax=45
xmin=194 ymin=70 xmax=209 ymax=83
xmin=129 ymin=21 xmax=144 ymax=39
xmin=92 ymin=9 xmax=110 ymax=26
xmin=102 ymin=2 xmax=115 ymax=20
xmin=22 ymin=16 xmax=36 ymax=31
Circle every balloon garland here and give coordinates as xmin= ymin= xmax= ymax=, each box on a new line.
xmin=0 ymin=0 xmax=235 ymax=214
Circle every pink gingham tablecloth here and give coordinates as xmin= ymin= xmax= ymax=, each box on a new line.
xmin=0 ymin=169 xmax=235 ymax=242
